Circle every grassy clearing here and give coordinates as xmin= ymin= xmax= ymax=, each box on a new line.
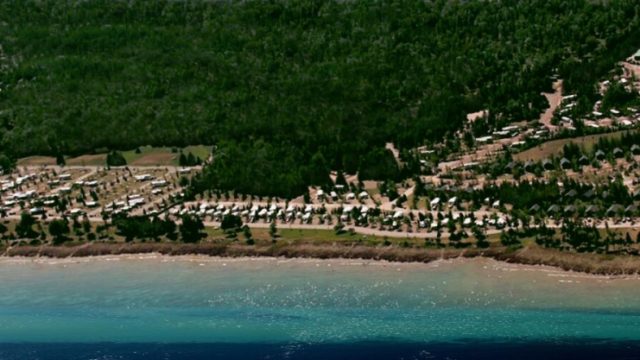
xmin=121 ymin=146 xmax=176 ymax=166
xmin=18 ymin=145 xmax=212 ymax=167
xmin=184 ymin=145 xmax=211 ymax=161
xmin=16 ymin=156 xmax=56 ymax=166
xmin=513 ymin=130 xmax=636 ymax=161
xmin=66 ymin=154 xmax=107 ymax=166
xmin=114 ymin=145 xmax=210 ymax=166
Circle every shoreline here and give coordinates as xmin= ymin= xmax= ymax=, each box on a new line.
xmin=3 ymin=242 xmax=640 ymax=277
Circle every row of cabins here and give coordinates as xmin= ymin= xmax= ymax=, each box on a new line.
xmin=590 ymin=106 xmax=640 ymax=119
xmin=175 ymin=203 xmax=327 ymax=224
xmin=317 ymin=188 xmax=369 ymax=201
xmin=177 ymin=202 xmax=512 ymax=232
xmin=102 ymin=194 xmax=147 ymax=215
xmin=0 ymin=174 xmax=38 ymax=192
xmin=134 ymin=174 xmax=169 ymax=188
xmin=476 ymin=125 xmax=523 ymax=145
xmin=512 ymin=146 xmax=640 ymax=173
xmin=428 ymin=196 xmax=501 ymax=211
xmin=539 ymin=203 xmax=638 ymax=218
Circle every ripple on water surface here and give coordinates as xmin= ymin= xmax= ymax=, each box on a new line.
xmin=0 ymin=256 xmax=639 ymax=344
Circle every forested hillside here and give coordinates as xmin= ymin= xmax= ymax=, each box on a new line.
xmin=1 ymin=0 xmax=639 ymax=196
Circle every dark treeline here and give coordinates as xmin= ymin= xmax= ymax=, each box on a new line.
xmin=594 ymin=132 xmax=640 ymax=155
xmin=485 ymin=131 xmax=640 ymax=178
xmin=1 ymin=0 xmax=639 ymax=196
xmin=422 ymin=177 xmax=633 ymax=217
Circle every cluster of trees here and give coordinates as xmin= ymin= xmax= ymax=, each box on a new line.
xmin=178 ymin=152 xmax=203 ymax=167
xmin=106 ymin=151 xmax=127 ymax=167
xmin=0 ymin=212 xmax=207 ymax=244
xmin=1 ymin=1 xmax=639 ymax=196
xmin=601 ymin=83 xmax=639 ymax=112
xmin=486 ymin=135 xmax=640 ymax=178
xmin=1 ymin=213 xmax=93 ymax=244
xmin=593 ymin=132 xmax=640 ymax=155
xmin=534 ymin=221 xmax=639 ymax=254
xmin=422 ymin=177 xmax=634 ymax=216
xmin=113 ymin=214 xmax=205 ymax=243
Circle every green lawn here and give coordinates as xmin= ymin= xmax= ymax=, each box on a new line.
xmin=514 ymin=130 xmax=637 ymax=161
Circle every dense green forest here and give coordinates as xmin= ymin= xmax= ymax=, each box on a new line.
xmin=1 ymin=0 xmax=639 ymax=195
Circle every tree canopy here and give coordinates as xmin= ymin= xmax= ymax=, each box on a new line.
xmin=1 ymin=0 xmax=639 ymax=196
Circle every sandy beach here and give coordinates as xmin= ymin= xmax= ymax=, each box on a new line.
xmin=4 ymin=242 xmax=640 ymax=276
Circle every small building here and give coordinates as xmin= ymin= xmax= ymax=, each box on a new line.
xmin=430 ymin=197 xmax=440 ymax=210
xmin=134 ymin=174 xmax=153 ymax=181
xmin=501 ymin=125 xmax=520 ymax=133
xmin=578 ymin=155 xmax=590 ymax=166
xmin=625 ymin=204 xmax=638 ymax=215
xmin=542 ymin=159 xmax=554 ymax=171
xmin=606 ymin=204 xmax=625 ymax=217
xmin=585 ymin=205 xmax=600 ymax=215
xmin=69 ymin=208 xmax=85 ymax=216
xmin=613 ymin=147 xmax=624 ymax=158
xmin=463 ymin=162 xmax=480 ymax=170
xmin=151 ymin=180 xmax=168 ymax=188
xmin=510 ymin=141 xmax=526 ymax=149
xmin=631 ymin=144 xmax=640 ymax=155
xmin=358 ymin=191 xmax=369 ymax=200
xmin=595 ymin=150 xmax=606 ymax=160
xmin=583 ymin=189 xmax=595 ymax=200
xmin=547 ymin=205 xmax=560 ymax=214
xmin=524 ymin=160 xmax=536 ymax=172
xmin=492 ymin=130 xmax=511 ymax=139
xmin=560 ymin=158 xmax=571 ymax=170
xmin=29 ymin=207 xmax=45 ymax=215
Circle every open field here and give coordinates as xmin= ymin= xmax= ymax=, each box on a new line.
xmin=66 ymin=154 xmax=107 ymax=166
xmin=16 ymin=156 xmax=56 ymax=166
xmin=16 ymin=146 xmax=211 ymax=167
xmin=513 ymin=130 xmax=637 ymax=161
xmin=122 ymin=147 xmax=177 ymax=166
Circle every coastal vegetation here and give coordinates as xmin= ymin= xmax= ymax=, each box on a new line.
xmin=2 ymin=0 xmax=640 ymax=196
xmin=4 ymin=225 xmax=640 ymax=275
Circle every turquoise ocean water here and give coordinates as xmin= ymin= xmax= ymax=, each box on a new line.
xmin=1 ymin=256 xmax=640 ymax=359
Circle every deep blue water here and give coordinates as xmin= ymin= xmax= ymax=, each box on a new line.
xmin=3 ymin=341 xmax=640 ymax=360
xmin=2 ymin=256 xmax=640 ymax=359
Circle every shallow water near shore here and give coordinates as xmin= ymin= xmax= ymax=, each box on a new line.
xmin=1 ymin=256 xmax=640 ymax=359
